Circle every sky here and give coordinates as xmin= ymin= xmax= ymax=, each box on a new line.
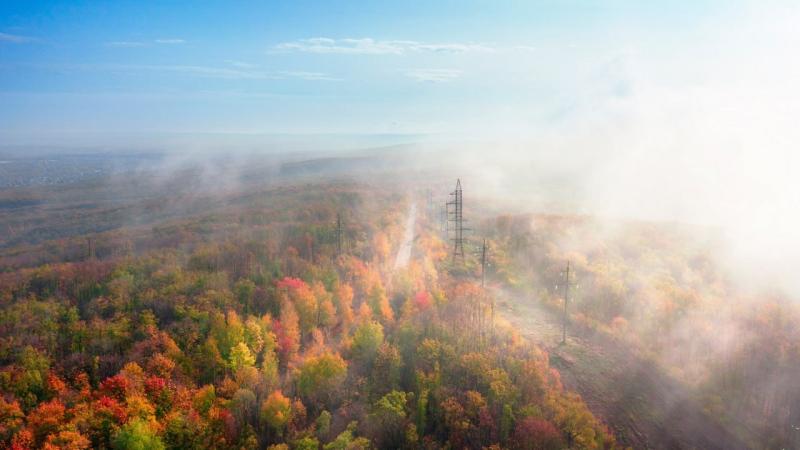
xmin=0 ymin=0 xmax=781 ymax=137
xmin=2 ymin=1 xmax=800 ymax=293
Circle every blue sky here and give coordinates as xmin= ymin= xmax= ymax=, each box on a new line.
xmin=3 ymin=1 xmax=800 ymax=291
xmin=0 ymin=0 xmax=787 ymax=138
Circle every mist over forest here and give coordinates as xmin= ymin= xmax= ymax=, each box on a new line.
xmin=2 ymin=1 xmax=800 ymax=449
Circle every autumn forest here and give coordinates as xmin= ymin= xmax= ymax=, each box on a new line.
xmin=0 ymin=164 xmax=621 ymax=450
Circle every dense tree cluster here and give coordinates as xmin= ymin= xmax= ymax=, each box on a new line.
xmin=487 ymin=213 xmax=800 ymax=448
xmin=0 ymin=186 xmax=616 ymax=449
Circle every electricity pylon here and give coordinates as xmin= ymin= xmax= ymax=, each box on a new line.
xmin=479 ymin=238 xmax=488 ymax=288
xmin=335 ymin=213 xmax=343 ymax=256
xmin=559 ymin=260 xmax=573 ymax=344
xmin=447 ymin=179 xmax=469 ymax=262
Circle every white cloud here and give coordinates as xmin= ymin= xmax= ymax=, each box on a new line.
xmin=106 ymin=41 xmax=146 ymax=48
xmin=25 ymin=62 xmax=336 ymax=81
xmin=148 ymin=66 xmax=336 ymax=81
xmin=279 ymin=71 xmax=339 ymax=81
xmin=273 ymin=37 xmax=492 ymax=55
xmin=153 ymin=65 xmax=271 ymax=79
xmin=404 ymin=69 xmax=462 ymax=82
xmin=0 ymin=32 xmax=36 ymax=43
xmin=106 ymin=38 xmax=186 ymax=47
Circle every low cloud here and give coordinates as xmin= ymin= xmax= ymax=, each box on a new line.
xmin=405 ymin=69 xmax=462 ymax=82
xmin=273 ymin=37 xmax=492 ymax=55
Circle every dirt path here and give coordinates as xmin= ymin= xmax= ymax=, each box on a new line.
xmin=394 ymin=203 xmax=416 ymax=269
xmin=495 ymin=289 xmax=751 ymax=450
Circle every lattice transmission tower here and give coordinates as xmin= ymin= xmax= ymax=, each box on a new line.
xmin=557 ymin=261 xmax=579 ymax=344
xmin=447 ymin=179 xmax=469 ymax=262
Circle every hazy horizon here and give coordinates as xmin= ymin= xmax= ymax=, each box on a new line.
xmin=3 ymin=3 xmax=800 ymax=448
xmin=3 ymin=0 xmax=800 ymax=338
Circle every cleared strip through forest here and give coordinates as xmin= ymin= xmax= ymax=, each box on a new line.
xmin=393 ymin=203 xmax=416 ymax=269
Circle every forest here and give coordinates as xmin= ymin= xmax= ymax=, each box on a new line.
xmin=3 ymin=1 xmax=797 ymax=448
xmin=482 ymin=213 xmax=800 ymax=448
xmin=0 ymin=174 xmax=617 ymax=449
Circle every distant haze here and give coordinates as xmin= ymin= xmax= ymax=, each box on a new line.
xmin=2 ymin=1 xmax=799 ymax=295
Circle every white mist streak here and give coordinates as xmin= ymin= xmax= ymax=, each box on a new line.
xmin=394 ymin=203 xmax=416 ymax=269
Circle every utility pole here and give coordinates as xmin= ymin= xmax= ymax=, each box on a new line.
xmin=561 ymin=260 xmax=570 ymax=344
xmin=86 ymin=237 xmax=95 ymax=260
xmin=479 ymin=238 xmax=495 ymax=338
xmin=447 ymin=179 xmax=468 ymax=263
xmin=480 ymin=239 xmax=487 ymax=288
xmin=335 ymin=213 xmax=343 ymax=256
xmin=305 ymin=233 xmax=314 ymax=263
